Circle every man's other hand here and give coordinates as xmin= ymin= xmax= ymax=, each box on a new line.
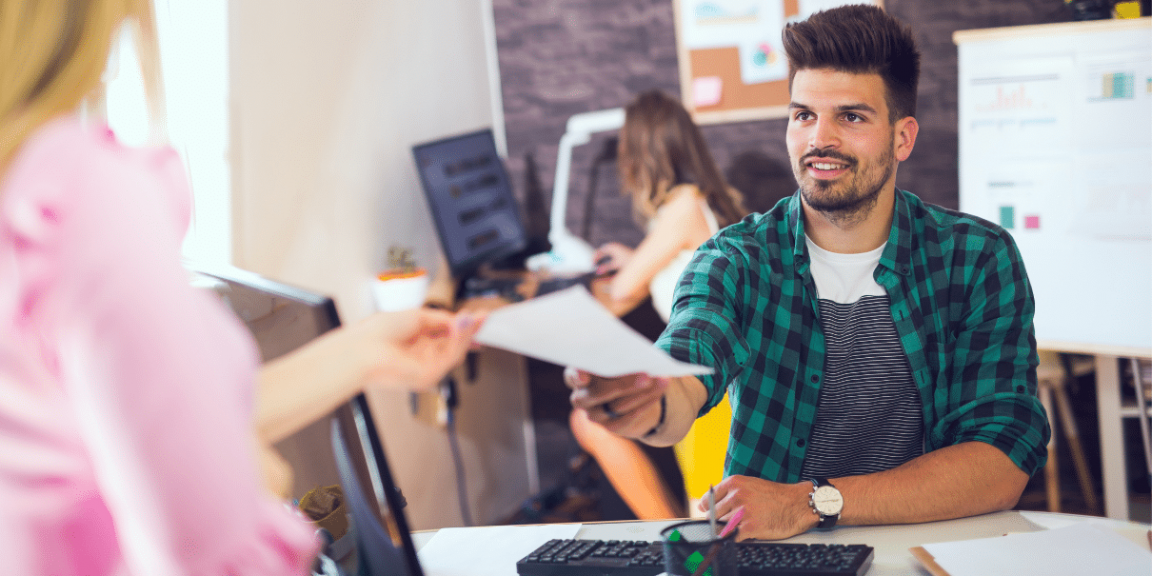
xmin=699 ymin=475 xmax=818 ymax=541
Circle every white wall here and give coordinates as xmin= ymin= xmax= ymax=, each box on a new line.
xmin=230 ymin=0 xmax=532 ymax=529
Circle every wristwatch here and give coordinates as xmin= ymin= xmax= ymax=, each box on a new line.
xmin=808 ymin=478 xmax=843 ymax=530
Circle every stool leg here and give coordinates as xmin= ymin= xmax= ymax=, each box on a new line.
xmin=1039 ymin=382 xmax=1060 ymax=512
xmin=1052 ymin=380 xmax=1099 ymax=514
xmin=1130 ymin=359 xmax=1152 ymax=481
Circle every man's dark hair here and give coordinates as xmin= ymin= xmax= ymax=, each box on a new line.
xmin=783 ymin=5 xmax=920 ymax=122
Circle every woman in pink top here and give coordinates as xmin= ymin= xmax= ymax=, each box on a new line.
xmin=0 ymin=1 xmax=480 ymax=573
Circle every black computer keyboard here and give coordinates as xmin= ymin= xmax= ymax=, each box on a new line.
xmin=516 ymin=538 xmax=874 ymax=576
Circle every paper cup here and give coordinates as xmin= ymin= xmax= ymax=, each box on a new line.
xmin=372 ymin=269 xmax=429 ymax=311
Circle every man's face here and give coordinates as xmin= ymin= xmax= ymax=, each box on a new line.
xmin=786 ymin=69 xmax=901 ymax=217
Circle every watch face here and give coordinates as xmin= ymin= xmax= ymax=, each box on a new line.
xmin=812 ymin=485 xmax=843 ymax=516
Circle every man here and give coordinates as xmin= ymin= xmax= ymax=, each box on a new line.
xmin=566 ymin=5 xmax=1049 ymax=541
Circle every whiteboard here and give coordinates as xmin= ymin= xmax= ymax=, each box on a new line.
xmin=955 ymin=18 xmax=1152 ymax=357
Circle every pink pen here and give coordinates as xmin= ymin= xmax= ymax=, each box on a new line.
xmin=718 ymin=507 xmax=745 ymax=539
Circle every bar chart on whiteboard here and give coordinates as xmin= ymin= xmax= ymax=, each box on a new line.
xmin=957 ymin=20 xmax=1152 ymax=353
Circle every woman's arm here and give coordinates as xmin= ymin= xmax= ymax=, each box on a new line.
xmin=599 ymin=186 xmax=713 ymax=309
xmin=255 ymin=308 xmax=482 ymax=444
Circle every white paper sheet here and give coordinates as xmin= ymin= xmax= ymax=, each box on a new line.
xmin=920 ymin=523 xmax=1152 ymax=576
xmin=473 ymin=286 xmax=713 ymax=378
xmin=417 ymin=524 xmax=583 ymax=576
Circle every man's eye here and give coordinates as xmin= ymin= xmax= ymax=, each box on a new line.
xmin=795 ymin=111 xmax=813 ymax=121
xmin=844 ymin=113 xmax=863 ymax=122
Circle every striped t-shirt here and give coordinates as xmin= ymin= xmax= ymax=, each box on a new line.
xmin=798 ymin=238 xmax=924 ymax=479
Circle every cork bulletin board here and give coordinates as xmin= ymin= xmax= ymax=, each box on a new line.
xmin=674 ymin=0 xmax=884 ymax=124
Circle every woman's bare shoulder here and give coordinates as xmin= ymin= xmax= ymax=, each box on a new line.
xmin=665 ymin=183 xmax=704 ymax=202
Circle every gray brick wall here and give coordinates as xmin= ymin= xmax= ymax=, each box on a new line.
xmin=493 ymin=0 xmax=1074 ymax=248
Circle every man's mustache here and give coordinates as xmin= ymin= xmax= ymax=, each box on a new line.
xmin=800 ymin=148 xmax=856 ymax=166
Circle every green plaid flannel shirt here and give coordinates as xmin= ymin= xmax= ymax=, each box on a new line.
xmin=655 ymin=189 xmax=1050 ymax=483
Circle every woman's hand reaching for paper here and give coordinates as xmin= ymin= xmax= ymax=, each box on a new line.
xmin=256 ymin=307 xmax=484 ymax=444
xmin=349 ymin=308 xmax=484 ymax=392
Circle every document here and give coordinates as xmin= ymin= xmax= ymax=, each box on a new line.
xmin=912 ymin=522 xmax=1152 ymax=576
xmin=418 ymin=524 xmax=583 ymax=576
xmin=473 ymin=286 xmax=713 ymax=378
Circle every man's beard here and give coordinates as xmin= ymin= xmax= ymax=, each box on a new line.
xmin=794 ymin=145 xmax=895 ymax=225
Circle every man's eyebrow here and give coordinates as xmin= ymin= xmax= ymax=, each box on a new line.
xmin=787 ymin=101 xmax=880 ymax=115
xmin=837 ymin=102 xmax=878 ymax=115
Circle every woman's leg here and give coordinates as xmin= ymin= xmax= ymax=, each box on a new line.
xmin=569 ymin=409 xmax=686 ymax=519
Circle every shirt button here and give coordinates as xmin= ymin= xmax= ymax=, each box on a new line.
xmin=900 ymin=265 xmax=910 ymax=274
xmin=810 ymin=374 xmax=819 ymax=383
xmin=797 ymin=438 xmax=806 ymax=447
xmin=1016 ymin=385 xmax=1025 ymax=393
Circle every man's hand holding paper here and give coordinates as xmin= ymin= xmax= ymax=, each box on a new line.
xmin=564 ymin=368 xmax=670 ymax=439
xmin=472 ymin=286 xmax=712 ymax=442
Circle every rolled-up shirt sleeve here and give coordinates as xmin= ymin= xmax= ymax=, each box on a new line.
xmin=656 ymin=236 xmax=750 ymax=414
xmin=931 ymin=231 xmax=1049 ymax=477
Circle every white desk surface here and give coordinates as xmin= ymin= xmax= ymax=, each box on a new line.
xmin=412 ymin=511 xmax=1150 ymax=576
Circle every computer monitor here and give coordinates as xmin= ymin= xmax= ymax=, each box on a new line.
xmin=412 ymin=129 xmax=527 ymax=281
xmin=191 ymin=264 xmax=425 ymax=576
xmin=193 ymin=264 xmax=341 ymax=363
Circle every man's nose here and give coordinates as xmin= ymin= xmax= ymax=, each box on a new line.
xmin=809 ymin=118 xmax=840 ymax=150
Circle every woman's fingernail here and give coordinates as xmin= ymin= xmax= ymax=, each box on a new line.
xmin=456 ymin=314 xmax=474 ymax=329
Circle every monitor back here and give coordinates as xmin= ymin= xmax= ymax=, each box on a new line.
xmin=193 ymin=265 xmax=345 ymax=502
xmin=192 ymin=265 xmax=425 ymax=576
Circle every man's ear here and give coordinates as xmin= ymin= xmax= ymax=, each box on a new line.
xmin=894 ymin=116 xmax=919 ymax=162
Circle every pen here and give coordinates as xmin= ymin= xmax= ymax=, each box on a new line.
xmin=707 ymin=485 xmax=717 ymax=537
xmin=718 ymin=507 xmax=744 ymax=539
xmin=691 ymin=542 xmax=722 ymax=576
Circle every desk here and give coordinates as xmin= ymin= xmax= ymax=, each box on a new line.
xmin=412 ymin=511 xmax=1150 ymax=576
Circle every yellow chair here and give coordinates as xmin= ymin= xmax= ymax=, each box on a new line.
xmin=674 ymin=393 xmax=732 ymax=517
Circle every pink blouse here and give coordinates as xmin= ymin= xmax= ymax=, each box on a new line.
xmin=0 ymin=117 xmax=318 ymax=575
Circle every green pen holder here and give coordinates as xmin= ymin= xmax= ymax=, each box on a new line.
xmin=661 ymin=520 xmax=739 ymax=576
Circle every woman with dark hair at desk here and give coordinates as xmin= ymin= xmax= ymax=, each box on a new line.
xmin=0 ymin=1 xmax=480 ymax=573
xmin=574 ymin=90 xmax=748 ymax=519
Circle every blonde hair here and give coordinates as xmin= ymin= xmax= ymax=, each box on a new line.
xmin=617 ymin=90 xmax=746 ymax=227
xmin=0 ymin=0 xmax=163 ymax=173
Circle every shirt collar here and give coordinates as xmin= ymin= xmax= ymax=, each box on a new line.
xmin=785 ymin=188 xmax=915 ymax=277
xmin=786 ymin=191 xmax=807 ymax=263
xmin=881 ymin=189 xmax=915 ymax=277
